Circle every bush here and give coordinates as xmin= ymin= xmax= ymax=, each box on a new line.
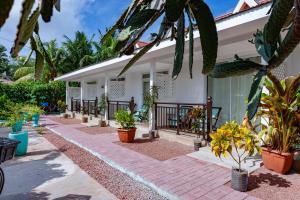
xmin=115 ymin=110 xmax=135 ymax=129
xmin=0 ymin=81 xmax=65 ymax=112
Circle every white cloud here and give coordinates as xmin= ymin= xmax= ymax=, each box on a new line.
xmin=0 ymin=0 xmax=94 ymax=57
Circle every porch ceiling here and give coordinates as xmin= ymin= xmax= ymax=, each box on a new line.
xmin=55 ymin=3 xmax=270 ymax=82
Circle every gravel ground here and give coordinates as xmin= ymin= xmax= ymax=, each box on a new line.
xmin=114 ymin=138 xmax=194 ymax=161
xmin=76 ymin=126 xmax=117 ymax=135
xmin=226 ymin=166 xmax=300 ymax=200
xmin=43 ymin=130 xmax=166 ymax=200
xmin=47 ymin=116 xmax=82 ymax=125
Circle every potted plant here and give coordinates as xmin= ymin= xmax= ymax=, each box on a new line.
xmin=256 ymin=75 xmax=299 ymax=174
xmin=57 ymin=100 xmax=68 ymax=118
xmin=7 ymin=114 xmax=28 ymax=156
xmin=210 ymin=121 xmax=261 ymax=192
xmin=98 ymin=94 xmax=107 ymax=127
xmin=115 ymin=110 xmax=136 ymax=143
xmin=80 ymin=107 xmax=88 ymax=123
xmin=190 ymin=106 xmax=206 ymax=151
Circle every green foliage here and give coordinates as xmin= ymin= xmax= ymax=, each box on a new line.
xmin=102 ymin=0 xmax=218 ymax=78
xmin=115 ymin=110 xmax=135 ymax=129
xmin=98 ymin=94 xmax=107 ymax=115
xmin=255 ymin=74 xmax=300 ymax=153
xmin=57 ymin=100 xmax=66 ymax=113
xmin=210 ymin=121 xmax=261 ymax=171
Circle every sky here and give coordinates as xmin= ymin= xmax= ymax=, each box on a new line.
xmin=0 ymin=0 xmax=238 ymax=57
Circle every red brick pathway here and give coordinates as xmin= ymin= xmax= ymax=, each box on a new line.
xmin=43 ymin=116 xmax=259 ymax=200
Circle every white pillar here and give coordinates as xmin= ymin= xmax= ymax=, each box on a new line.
xmin=80 ymin=80 xmax=86 ymax=107
xmin=104 ymin=76 xmax=109 ymax=120
xmin=66 ymin=81 xmax=69 ymax=110
xmin=149 ymin=62 xmax=156 ymax=132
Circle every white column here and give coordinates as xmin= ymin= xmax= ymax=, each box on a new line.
xmin=80 ymin=80 xmax=86 ymax=107
xmin=149 ymin=62 xmax=156 ymax=132
xmin=104 ymin=76 xmax=109 ymax=120
xmin=65 ymin=81 xmax=69 ymax=110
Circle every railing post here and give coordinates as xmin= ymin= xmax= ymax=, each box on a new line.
xmin=82 ymin=100 xmax=85 ymax=115
xmin=129 ymin=97 xmax=135 ymax=114
xmin=116 ymin=101 xmax=119 ymax=111
xmin=107 ymin=100 xmax=110 ymax=120
xmin=154 ymin=103 xmax=158 ymax=130
xmin=95 ymin=97 xmax=98 ymax=117
xmin=87 ymin=100 xmax=90 ymax=115
xmin=206 ymin=96 xmax=213 ymax=142
xmin=71 ymin=97 xmax=73 ymax=112
xmin=176 ymin=104 xmax=180 ymax=135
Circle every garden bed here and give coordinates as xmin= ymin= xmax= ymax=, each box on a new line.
xmin=114 ymin=138 xmax=193 ymax=161
xmin=76 ymin=126 xmax=116 ymax=135
xmin=47 ymin=116 xmax=81 ymax=125
xmin=43 ymin=130 xmax=166 ymax=200
xmin=225 ymin=166 xmax=300 ymax=200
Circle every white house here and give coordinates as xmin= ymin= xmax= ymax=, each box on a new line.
xmin=55 ymin=0 xmax=300 ymax=137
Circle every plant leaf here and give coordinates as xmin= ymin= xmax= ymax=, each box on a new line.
xmin=247 ymin=69 xmax=267 ymax=120
xmin=0 ymin=0 xmax=14 ymax=28
xmin=263 ymin=0 xmax=294 ymax=44
xmin=40 ymin=0 xmax=54 ymax=22
xmin=210 ymin=60 xmax=262 ymax=78
xmin=118 ymin=37 xmax=159 ymax=77
xmin=34 ymin=50 xmax=44 ymax=80
xmin=165 ymin=0 xmax=188 ymax=22
xmin=189 ymin=0 xmax=218 ymax=74
xmin=186 ymin=7 xmax=194 ymax=79
xmin=254 ymin=30 xmax=277 ymax=63
xmin=11 ymin=0 xmax=35 ymax=57
xmin=125 ymin=9 xmax=158 ymax=30
xmin=54 ymin=0 xmax=61 ymax=12
xmin=172 ymin=14 xmax=185 ymax=79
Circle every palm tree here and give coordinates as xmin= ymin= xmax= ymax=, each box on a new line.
xmin=79 ymin=32 xmax=118 ymax=67
xmin=0 ymin=45 xmax=9 ymax=74
xmin=13 ymin=57 xmax=35 ymax=82
xmin=61 ymin=31 xmax=94 ymax=73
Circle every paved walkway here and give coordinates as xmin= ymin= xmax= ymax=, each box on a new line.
xmin=0 ymin=128 xmax=117 ymax=200
xmin=44 ymin=117 xmax=259 ymax=200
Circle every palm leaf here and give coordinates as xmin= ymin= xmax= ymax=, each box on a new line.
xmin=186 ymin=7 xmax=194 ymax=79
xmin=165 ymin=0 xmax=188 ymax=22
xmin=40 ymin=0 xmax=54 ymax=22
xmin=118 ymin=37 xmax=159 ymax=77
xmin=172 ymin=14 xmax=185 ymax=79
xmin=210 ymin=60 xmax=262 ymax=78
xmin=0 ymin=0 xmax=14 ymax=28
xmin=16 ymin=73 xmax=34 ymax=82
xmin=247 ymin=69 xmax=267 ymax=120
xmin=13 ymin=66 xmax=34 ymax=80
xmin=189 ymin=0 xmax=218 ymax=75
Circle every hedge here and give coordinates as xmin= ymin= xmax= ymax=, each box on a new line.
xmin=0 ymin=81 xmax=65 ymax=112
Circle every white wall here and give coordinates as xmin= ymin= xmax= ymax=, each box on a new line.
xmin=285 ymin=45 xmax=300 ymax=76
xmin=124 ymin=72 xmax=143 ymax=108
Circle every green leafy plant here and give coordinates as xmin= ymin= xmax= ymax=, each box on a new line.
xmin=98 ymin=94 xmax=107 ymax=116
xmin=115 ymin=110 xmax=135 ymax=129
xmin=189 ymin=106 xmax=206 ymax=137
xmin=57 ymin=100 xmax=66 ymax=113
xmin=210 ymin=0 xmax=299 ymax=119
xmin=143 ymin=85 xmax=159 ymax=117
xmin=255 ymin=74 xmax=300 ymax=153
xmin=210 ymin=121 xmax=261 ymax=172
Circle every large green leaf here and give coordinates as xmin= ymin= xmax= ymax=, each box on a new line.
xmin=172 ymin=14 xmax=185 ymax=79
xmin=118 ymin=37 xmax=159 ymax=77
xmin=165 ymin=0 xmax=188 ymax=22
xmin=189 ymin=0 xmax=218 ymax=75
xmin=11 ymin=0 xmax=35 ymax=57
xmin=40 ymin=0 xmax=54 ymax=22
xmin=263 ymin=0 xmax=294 ymax=44
xmin=0 ymin=0 xmax=14 ymax=28
xmin=125 ymin=9 xmax=157 ymax=30
xmin=186 ymin=7 xmax=194 ymax=79
xmin=34 ymin=50 xmax=44 ymax=80
xmin=210 ymin=60 xmax=262 ymax=78
xmin=254 ymin=30 xmax=277 ymax=63
xmin=247 ymin=69 xmax=267 ymax=120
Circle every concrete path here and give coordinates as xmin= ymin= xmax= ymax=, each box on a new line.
xmin=44 ymin=117 xmax=259 ymax=200
xmin=0 ymin=128 xmax=118 ymax=200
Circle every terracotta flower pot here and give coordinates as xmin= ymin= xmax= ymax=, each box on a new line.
xmin=63 ymin=113 xmax=68 ymax=119
xmin=261 ymin=147 xmax=294 ymax=174
xmin=117 ymin=128 xmax=136 ymax=143
xmin=82 ymin=116 xmax=88 ymax=123
xmin=293 ymin=160 xmax=300 ymax=172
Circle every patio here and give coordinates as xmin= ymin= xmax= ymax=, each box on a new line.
xmin=43 ymin=116 xmax=258 ymax=200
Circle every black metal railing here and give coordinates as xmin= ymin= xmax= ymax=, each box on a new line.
xmin=107 ymin=97 xmax=135 ymax=120
xmin=71 ymin=97 xmax=98 ymax=117
xmin=71 ymin=98 xmax=81 ymax=113
xmin=154 ymin=96 xmax=213 ymax=140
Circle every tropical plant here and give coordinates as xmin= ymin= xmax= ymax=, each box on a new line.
xmin=102 ymin=0 xmax=218 ymax=79
xmin=98 ymin=94 xmax=107 ymax=115
xmin=61 ymin=31 xmax=94 ymax=73
xmin=57 ymin=100 xmax=66 ymax=113
xmin=115 ymin=110 xmax=135 ymax=129
xmin=210 ymin=0 xmax=300 ymax=120
xmin=143 ymin=85 xmax=159 ymax=110
xmin=255 ymin=75 xmax=300 ymax=153
xmin=210 ymin=121 xmax=261 ymax=172
xmin=0 ymin=45 xmax=9 ymax=74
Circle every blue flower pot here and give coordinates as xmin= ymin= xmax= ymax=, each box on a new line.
xmin=32 ymin=113 xmax=40 ymax=127
xmin=8 ymin=131 xmax=28 ymax=156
